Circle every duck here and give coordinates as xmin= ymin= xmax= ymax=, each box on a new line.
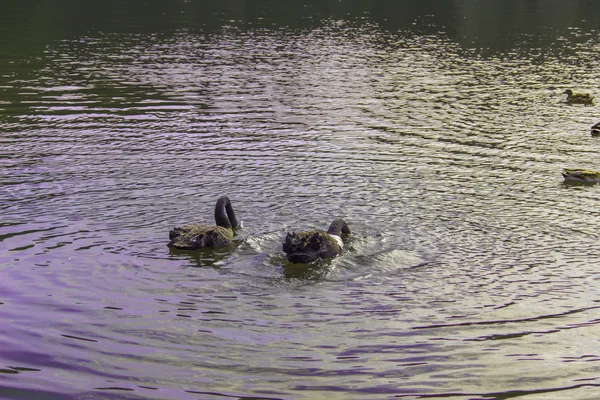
xmin=591 ymin=122 xmax=600 ymax=137
xmin=168 ymin=196 xmax=239 ymax=250
xmin=563 ymin=89 xmax=594 ymax=105
xmin=283 ymin=218 xmax=351 ymax=263
xmin=562 ymin=168 xmax=600 ymax=184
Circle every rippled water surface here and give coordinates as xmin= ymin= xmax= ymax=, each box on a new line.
xmin=2 ymin=1 xmax=600 ymax=399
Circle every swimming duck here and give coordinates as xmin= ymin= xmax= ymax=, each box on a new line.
xmin=563 ymin=89 xmax=594 ymax=105
xmin=562 ymin=169 xmax=600 ymax=184
xmin=591 ymin=122 xmax=600 ymax=137
xmin=168 ymin=196 xmax=238 ymax=250
xmin=283 ymin=219 xmax=351 ymax=263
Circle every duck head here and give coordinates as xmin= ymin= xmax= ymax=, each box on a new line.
xmin=326 ymin=218 xmax=351 ymax=237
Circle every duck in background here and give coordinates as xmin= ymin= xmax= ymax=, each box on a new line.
xmin=591 ymin=122 xmax=600 ymax=137
xmin=168 ymin=196 xmax=239 ymax=250
xmin=283 ymin=219 xmax=351 ymax=263
xmin=562 ymin=169 xmax=600 ymax=184
xmin=563 ymin=89 xmax=594 ymax=105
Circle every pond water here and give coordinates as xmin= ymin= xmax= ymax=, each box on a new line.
xmin=2 ymin=1 xmax=600 ymax=399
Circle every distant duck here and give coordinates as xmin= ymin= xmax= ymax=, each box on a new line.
xmin=591 ymin=122 xmax=600 ymax=137
xmin=563 ymin=89 xmax=594 ymax=105
xmin=562 ymin=169 xmax=600 ymax=184
xmin=168 ymin=196 xmax=238 ymax=250
xmin=283 ymin=219 xmax=351 ymax=263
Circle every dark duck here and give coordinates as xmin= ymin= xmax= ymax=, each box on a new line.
xmin=561 ymin=168 xmax=600 ymax=184
xmin=563 ymin=89 xmax=594 ymax=105
xmin=591 ymin=122 xmax=600 ymax=137
xmin=168 ymin=196 xmax=239 ymax=250
xmin=283 ymin=219 xmax=351 ymax=263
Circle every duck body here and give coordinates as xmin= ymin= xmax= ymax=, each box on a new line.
xmin=283 ymin=219 xmax=350 ymax=263
xmin=168 ymin=196 xmax=238 ymax=250
xmin=564 ymin=89 xmax=594 ymax=105
xmin=562 ymin=168 xmax=600 ymax=184
xmin=168 ymin=225 xmax=233 ymax=250
xmin=591 ymin=122 xmax=600 ymax=137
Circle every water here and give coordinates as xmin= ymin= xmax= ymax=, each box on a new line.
xmin=2 ymin=1 xmax=600 ymax=399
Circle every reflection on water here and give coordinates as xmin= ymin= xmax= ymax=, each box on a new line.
xmin=2 ymin=1 xmax=600 ymax=399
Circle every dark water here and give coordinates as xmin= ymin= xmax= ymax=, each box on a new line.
xmin=2 ymin=1 xmax=600 ymax=399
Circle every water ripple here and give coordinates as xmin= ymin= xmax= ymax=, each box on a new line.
xmin=3 ymin=16 xmax=600 ymax=400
